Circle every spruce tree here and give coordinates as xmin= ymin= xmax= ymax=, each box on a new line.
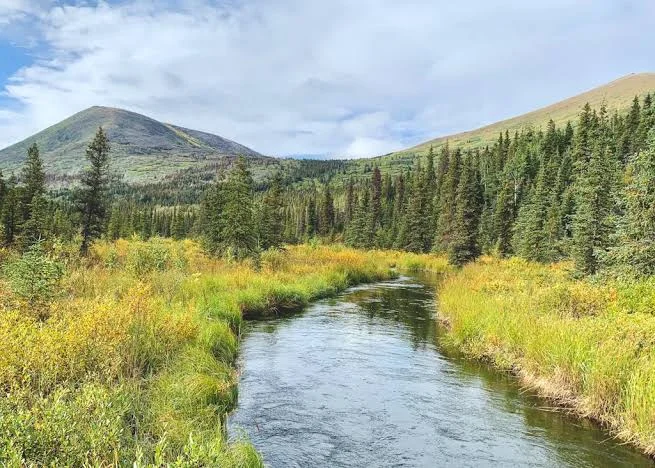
xmin=1 ymin=175 xmax=19 ymax=245
xmin=571 ymin=141 xmax=615 ymax=275
xmin=345 ymin=178 xmax=355 ymax=224
xmin=79 ymin=127 xmax=111 ymax=254
xmin=305 ymin=196 xmax=317 ymax=238
xmin=434 ymin=149 xmax=461 ymax=252
xmin=606 ymin=129 xmax=655 ymax=274
xmin=318 ymin=184 xmax=335 ymax=236
xmin=172 ymin=207 xmax=186 ymax=240
xmin=402 ymin=163 xmax=429 ymax=253
xmin=260 ymin=173 xmax=284 ymax=249
xmin=449 ymin=153 xmax=483 ymax=266
xmin=200 ymin=178 xmax=226 ymax=254
xmin=21 ymin=143 xmax=45 ymax=222
xmin=370 ymin=167 xmax=382 ymax=240
xmin=345 ymin=188 xmax=370 ymax=248
xmin=221 ymin=157 xmax=256 ymax=259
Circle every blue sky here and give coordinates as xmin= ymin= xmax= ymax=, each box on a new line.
xmin=1 ymin=0 xmax=654 ymax=157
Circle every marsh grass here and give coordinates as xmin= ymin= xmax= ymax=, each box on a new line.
xmin=438 ymin=256 xmax=655 ymax=455
xmin=0 ymin=239 xmax=446 ymax=465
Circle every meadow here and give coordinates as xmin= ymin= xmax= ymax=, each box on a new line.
xmin=438 ymin=256 xmax=655 ymax=456
xmin=0 ymin=239 xmax=447 ymax=466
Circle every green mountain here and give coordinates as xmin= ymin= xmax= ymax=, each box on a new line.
xmin=0 ymin=106 xmax=265 ymax=183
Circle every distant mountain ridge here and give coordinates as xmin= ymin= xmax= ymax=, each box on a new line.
xmin=2 ymin=73 xmax=655 ymax=186
xmin=400 ymin=72 xmax=655 ymax=156
xmin=0 ymin=106 xmax=264 ymax=182
xmin=338 ymin=72 xmax=655 ymax=178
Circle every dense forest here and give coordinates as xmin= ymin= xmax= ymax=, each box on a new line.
xmin=1 ymin=94 xmax=655 ymax=275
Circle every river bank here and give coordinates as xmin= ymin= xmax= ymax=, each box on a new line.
xmin=438 ymin=256 xmax=655 ymax=458
xmin=0 ymin=240 xmax=445 ymax=466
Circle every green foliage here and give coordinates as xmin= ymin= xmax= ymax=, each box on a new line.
xmin=3 ymin=242 xmax=64 ymax=319
xmin=605 ymin=129 xmax=655 ymax=275
xmin=200 ymin=156 xmax=258 ymax=260
xmin=79 ymin=126 xmax=111 ymax=254
xmin=448 ymin=153 xmax=483 ymax=266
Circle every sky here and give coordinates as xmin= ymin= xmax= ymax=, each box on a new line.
xmin=0 ymin=0 xmax=654 ymax=158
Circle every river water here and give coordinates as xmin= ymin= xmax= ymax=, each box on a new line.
xmin=228 ymin=275 xmax=652 ymax=467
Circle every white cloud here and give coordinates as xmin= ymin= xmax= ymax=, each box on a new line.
xmin=1 ymin=0 xmax=654 ymax=157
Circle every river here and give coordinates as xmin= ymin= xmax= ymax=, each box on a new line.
xmin=228 ymin=275 xmax=652 ymax=467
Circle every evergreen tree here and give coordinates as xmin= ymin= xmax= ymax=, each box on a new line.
xmin=21 ymin=143 xmax=45 ymax=222
xmin=370 ymin=167 xmax=382 ymax=239
xmin=21 ymin=195 xmax=48 ymax=247
xmin=1 ymin=175 xmax=19 ymax=245
xmin=434 ymin=149 xmax=461 ymax=252
xmin=318 ymin=183 xmax=335 ymax=236
xmin=107 ymin=205 xmax=122 ymax=240
xmin=200 ymin=178 xmax=226 ymax=254
xmin=79 ymin=127 xmax=111 ymax=254
xmin=571 ymin=141 xmax=615 ymax=275
xmin=221 ymin=157 xmax=257 ymax=259
xmin=305 ymin=195 xmax=317 ymax=238
xmin=345 ymin=178 xmax=355 ymax=223
xmin=141 ymin=208 xmax=153 ymax=240
xmin=345 ymin=188 xmax=370 ymax=248
xmin=260 ymin=173 xmax=284 ymax=249
xmin=172 ymin=207 xmax=186 ymax=240
xmin=449 ymin=153 xmax=483 ymax=266
xmin=402 ymin=162 xmax=429 ymax=253
xmin=605 ymin=129 xmax=655 ymax=274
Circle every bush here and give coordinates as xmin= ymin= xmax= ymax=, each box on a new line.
xmin=2 ymin=243 xmax=64 ymax=320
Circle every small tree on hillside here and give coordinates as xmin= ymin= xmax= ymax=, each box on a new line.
xmin=79 ymin=127 xmax=111 ymax=255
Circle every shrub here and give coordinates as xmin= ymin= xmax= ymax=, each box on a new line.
xmin=2 ymin=243 xmax=64 ymax=320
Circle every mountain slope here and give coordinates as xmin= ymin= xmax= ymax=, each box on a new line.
xmin=0 ymin=106 xmax=264 ymax=182
xmin=338 ymin=73 xmax=655 ymax=179
xmin=401 ymin=72 xmax=655 ymax=156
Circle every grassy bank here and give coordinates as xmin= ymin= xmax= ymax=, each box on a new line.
xmin=438 ymin=256 xmax=655 ymax=455
xmin=0 ymin=240 xmax=440 ymax=466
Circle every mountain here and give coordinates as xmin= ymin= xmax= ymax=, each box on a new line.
xmin=0 ymin=106 xmax=265 ymax=183
xmin=343 ymin=72 xmax=655 ymax=177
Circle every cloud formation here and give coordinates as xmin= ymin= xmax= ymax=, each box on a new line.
xmin=1 ymin=0 xmax=654 ymax=157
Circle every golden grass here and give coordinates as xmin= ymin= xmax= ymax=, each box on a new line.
xmin=438 ymin=256 xmax=655 ymax=455
xmin=0 ymin=239 xmax=447 ymax=466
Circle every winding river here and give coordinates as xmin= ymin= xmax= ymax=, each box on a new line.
xmin=229 ymin=275 xmax=652 ymax=467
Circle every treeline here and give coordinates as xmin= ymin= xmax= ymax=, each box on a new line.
xmin=282 ymin=94 xmax=655 ymax=274
xmin=3 ymin=94 xmax=655 ymax=275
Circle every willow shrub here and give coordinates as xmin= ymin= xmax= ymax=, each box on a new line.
xmin=438 ymin=256 xmax=655 ymax=455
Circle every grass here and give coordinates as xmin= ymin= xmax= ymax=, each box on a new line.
xmin=438 ymin=256 xmax=655 ymax=456
xmin=0 ymin=239 xmax=446 ymax=466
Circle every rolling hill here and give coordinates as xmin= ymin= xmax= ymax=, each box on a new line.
xmin=344 ymin=72 xmax=655 ymax=176
xmin=0 ymin=106 xmax=266 ymax=182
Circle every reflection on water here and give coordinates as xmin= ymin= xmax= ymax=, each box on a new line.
xmin=229 ymin=275 xmax=652 ymax=467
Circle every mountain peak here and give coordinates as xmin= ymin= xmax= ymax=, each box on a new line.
xmin=0 ymin=106 xmax=263 ymax=182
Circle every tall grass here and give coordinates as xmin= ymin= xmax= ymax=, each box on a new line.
xmin=438 ymin=256 xmax=655 ymax=455
xmin=0 ymin=239 xmax=444 ymax=465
